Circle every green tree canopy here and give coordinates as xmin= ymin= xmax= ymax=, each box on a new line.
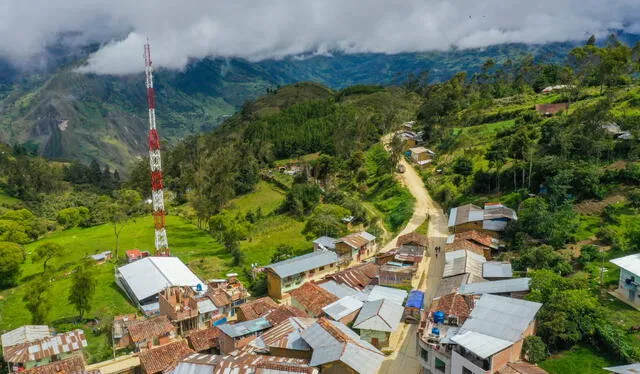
xmin=0 ymin=241 xmax=22 ymax=289
xmin=68 ymin=260 xmax=97 ymax=320
xmin=33 ymin=242 xmax=65 ymax=273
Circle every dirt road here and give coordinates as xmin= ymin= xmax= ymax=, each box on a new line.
xmin=378 ymin=150 xmax=448 ymax=373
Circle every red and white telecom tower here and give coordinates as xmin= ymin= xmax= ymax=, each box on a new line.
xmin=144 ymin=39 xmax=170 ymax=256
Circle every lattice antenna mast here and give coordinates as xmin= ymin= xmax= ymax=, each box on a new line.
xmin=144 ymin=39 xmax=170 ymax=256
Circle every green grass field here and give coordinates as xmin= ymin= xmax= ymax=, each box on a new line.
xmin=540 ymin=345 xmax=622 ymax=374
xmin=0 ymin=189 xmax=21 ymax=205
xmin=227 ymin=181 xmax=285 ymax=215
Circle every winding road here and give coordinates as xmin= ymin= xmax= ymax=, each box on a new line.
xmin=377 ymin=140 xmax=449 ymax=373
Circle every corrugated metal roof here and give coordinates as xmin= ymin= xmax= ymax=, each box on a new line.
xmin=365 ymin=286 xmax=407 ymax=306
xmin=435 ymin=273 xmax=470 ymax=298
xmin=301 ymin=319 xmax=383 ymax=374
xmin=117 ymin=257 xmax=203 ymax=302
xmin=358 ymin=231 xmax=376 ymax=242
xmin=266 ymin=250 xmax=339 ymax=278
xmin=603 ymin=363 xmax=640 ymax=374
xmin=456 ymin=294 xmax=542 ymax=346
xmin=322 ymin=296 xmax=363 ymax=321
xmin=197 ymin=299 xmax=218 ymax=314
xmin=460 ymin=278 xmax=530 ymax=295
xmin=611 ymin=253 xmax=640 ymax=275
xmin=443 ymin=250 xmax=486 ymax=279
xmin=313 ymin=236 xmax=337 ymax=250
xmin=337 ymin=232 xmax=374 ymax=249
xmin=1 ymin=326 xmax=52 ymax=349
xmin=254 ymin=317 xmax=316 ymax=351
xmin=2 ymin=330 xmax=87 ymax=363
xmin=353 ymin=299 xmax=403 ymax=332
xmin=318 ymin=281 xmax=358 ymax=299
xmin=482 ymin=219 xmax=509 ymax=231
xmin=451 ymin=331 xmax=512 ymax=359
xmin=483 ymin=262 xmax=513 ymax=278
xmin=218 ymin=318 xmax=271 ymax=338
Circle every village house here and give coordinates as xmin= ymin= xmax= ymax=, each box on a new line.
xmin=185 ymin=327 xmax=220 ymax=353
xmin=158 ymin=286 xmax=218 ymax=334
xmin=482 ymin=262 xmax=513 ymax=280
xmin=206 ymin=275 xmax=248 ymax=319
xmin=448 ymin=203 xmax=517 ymax=236
xmin=138 ymin=340 xmax=193 ymax=374
xmin=322 ymin=296 xmax=364 ymax=325
xmin=399 ymin=131 xmax=419 ymax=149
xmin=252 ymin=317 xmax=317 ymax=359
xmin=115 ymin=256 xmax=204 ymax=314
xmin=334 ymin=231 xmax=377 ymax=265
xmin=173 ymin=352 xmax=318 ymax=374
xmin=353 ymin=298 xmax=404 ymax=349
xmin=534 ymin=103 xmax=569 ymax=116
xmin=88 ymin=250 xmax=112 ymax=264
xmin=217 ymin=317 xmax=272 ymax=354
xmin=301 ymin=318 xmax=385 ymax=374
xmin=379 ymin=264 xmax=416 ymax=287
xmin=418 ymin=294 xmax=542 ymax=374
xmin=443 ymin=250 xmax=486 ymax=283
xmin=601 ymin=122 xmax=634 ymax=140
xmin=126 ymin=315 xmax=177 ymax=351
xmin=397 ymin=232 xmax=429 ymax=252
xmin=459 ymin=278 xmax=531 ymax=299
xmin=610 ymin=253 xmax=640 ymax=308
xmin=408 ymin=146 xmax=436 ymax=168
xmin=125 ymin=249 xmax=150 ymax=263
xmin=313 ymin=236 xmax=338 ymax=251
xmin=319 ymin=262 xmax=380 ymax=296
xmin=1 ymin=327 xmax=87 ymax=373
xmin=290 ymin=282 xmax=339 ymax=317
xmin=265 ymin=249 xmax=339 ymax=299
xmin=113 ymin=314 xmax=142 ymax=350
xmin=236 ymin=297 xmax=278 ymax=322
xmin=446 ymin=230 xmax=501 ymax=259
xmin=403 ymin=290 xmax=425 ymax=323
xmin=20 ymin=356 xmax=90 ymax=374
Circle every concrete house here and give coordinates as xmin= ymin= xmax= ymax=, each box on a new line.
xmin=159 ymin=286 xmax=218 ymax=334
xmin=408 ymin=146 xmax=436 ymax=168
xmin=206 ymin=275 xmax=248 ymax=318
xmin=301 ymin=318 xmax=385 ymax=374
xmin=265 ymin=249 xmax=340 ymax=299
xmin=353 ymin=299 xmax=404 ymax=349
xmin=113 ymin=314 xmax=142 ymax=350
xmin=611 ymin=253 xmax=640 ymax=308
xmin=460 ymin=278 xmax=531 ymax=299
xmin=335 ymin=231 xmax=377 ymax=265
xmin=1 ymin=328 xmax=87 ymax=373
xmin=448 ymin=203 xmax=517 ymax=235
xmin=482 ymin=262 xmax=513 ymax=281
xmin=290 ymin=282 xmax=339 ymax=317
xmin=127 ymin=315 xmax=177 ymax=351
xmin=217 ymin=318 xmax=272 ymax=354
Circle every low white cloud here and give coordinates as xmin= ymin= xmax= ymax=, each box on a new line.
xmin=0 ymin=0 xmax=638 ymax=75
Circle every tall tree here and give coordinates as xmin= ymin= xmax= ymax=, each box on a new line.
xmin=33 ymin=242 xmax=65 ymax=273
xmin=23 ymin=276 xmax=51 ymax=324
xmin=108 ymin=190 xmax=143 ymax=260
xmin=68 ymin=260 xmax=97 ymax=320
xmin=0 ymin=241 xmax=22 ymax=289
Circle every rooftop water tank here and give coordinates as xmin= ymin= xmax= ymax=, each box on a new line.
xmin=433 ymin=311 xmax=445 ymax=324
xmin=196 ymin=283 xmax=203 ymax=292
xmin=431 ymin=327 xmax=440 ymax=336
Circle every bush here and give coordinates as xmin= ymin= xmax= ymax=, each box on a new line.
xmin=452 ymin=157 xmax=473 ymax=176
xmin=522 ymin=336 xmax=549 ymax=364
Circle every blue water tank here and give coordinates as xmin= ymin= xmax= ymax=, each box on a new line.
xmin=431 ymin=327 xmax=440 ymax=336
xmin=196 ymin=283 xmax=203 ymax=292
xmin=433 ymin=311 xmax=445 ymax=324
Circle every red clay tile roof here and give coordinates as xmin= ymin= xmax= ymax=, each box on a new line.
xmin=446 ymin=238 xmax=486 ymax=257
xmin=186 ymin=328 xmax=220 ymax=352
xmin=500 ymin=362 xmax=549 ymax=374
xmin=238 ymin=297 xmax=278 ymax=321
xmin=3 ymin=330 xmax=87 ymax=363
xmin=207 ymin=289 xmax=232 ymax=308
xmin=429 ymin=293 xmax=475 ymax=323
xmin=127 ymin=315 xmax=175 ymax=343
xmin=322 ymin=263 xmax=379 ymax=290
xmin=179 ymin=352 xmax=317 ymax=373
xmin=21 ymin=356 xmax=88 ymax=374
xmin=455 ymin=230 xmax=498 ymax=249
xmin=290 ymin=283 xmax=338 ymax=317
xmin=264 ymin=305 xmax=310 ymax=325
xmin=397 ymin=232 xmax=429 ymax=248
xmin=139 ymin=340 xmax=193 ymax=374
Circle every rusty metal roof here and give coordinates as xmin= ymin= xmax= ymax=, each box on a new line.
xmin=2 ymin=329 xmax=87 ymax=364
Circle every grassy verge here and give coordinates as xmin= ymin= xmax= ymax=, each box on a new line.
xmin=540 ymin=345 xmax=622 ymax=374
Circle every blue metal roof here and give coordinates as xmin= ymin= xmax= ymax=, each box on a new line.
xmin=406 ymin=290 xmax=425 ymax=309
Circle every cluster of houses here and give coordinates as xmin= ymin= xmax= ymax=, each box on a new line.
xmin=414 ymin=201 xmax=551 ymax=374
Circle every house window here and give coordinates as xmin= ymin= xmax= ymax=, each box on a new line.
xmin=319 ymin=266 xmax=325 ymax=271
xmin=420 ymin=348 xmax=428 ymax=361
xmin=435 ymin=358 xmax=446 ymax=372
xmin=330 ymin=263 xmax=335 ymax=267
xmin=462 ymin=367 xmax=472 ymax=374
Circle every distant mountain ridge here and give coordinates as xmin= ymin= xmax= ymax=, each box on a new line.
xmin=0 ymin=36 xmax=635 ymax=171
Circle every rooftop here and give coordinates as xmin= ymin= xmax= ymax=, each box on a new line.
xmin=500 ymin=362 xmax=550 ymax=374
xmin=337 ymin=232 xmax=375 ymax=249
xmin=429 ymin=293 xmax=475 ymax=322
xmin=174 ymin=352 xmax=317 ymax=374
xmin=318 ymin=280 xmax=358 ymax=298
xmin=322 ymin=296 xmax=364 ymax=321
xmin=460 ymin=278 xmax=531 ymax=295
xmin=22 ymin=356 xmax=89 ymax=374
xmin=266 ymin=250 xmax=339 ymax=278
xmin=397 ymin=232 xmax=429 ymax=248
xmin=322 ymin=263 xmax=379 ymax=290
xmin=611 ymin=253 xmax=640 ymax=275
xmin=117 ymin=257 xmax=203 ymax=302
xmin=483 ymin=262 xmax=513 ymax=278
xmin=127 ymin=315 xmax=175 ymax=343
xmin=186 ymin=328 xmax=220 ymax=352
xmin=1 ymin=325 xmax=52 ymax=349
xmin=264 ymin=304 xmax=311 ymax=325
xmin=237 ymin=297 xmax=278 ymax=321
xmin=448 ymin=203 xmax=517 ymax=231
xmin=435 ymin=273 xmax=470 ymax=298
xmin=2 ymin=329 xmax=87 ymax=364
xmin=290 ymin=282 xmax=339 ymax=316
xmin=313 ymin=236 xmax=338 ymax=250
xmin=365 ymin=285 xmax=408 ymax=305
xmin=443 ymin=249 xmax=486 ymax=280
xmin=353 ymin=299 xmax=404 ymax=332
xmin=254 ymin=317 xmax=316 ymax=352
xmin=218 ymin=318 xmax=272 ymax=338
xmin=138 ymin=340 xmax=194 ymax=374
xmin=301 ymin=318 xmax=384 ymax=374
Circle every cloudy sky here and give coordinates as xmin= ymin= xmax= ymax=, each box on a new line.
xmin=1 ymin=0 xmax=639 ymax=75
